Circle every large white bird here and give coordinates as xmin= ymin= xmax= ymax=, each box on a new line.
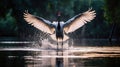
xmin=23 ymin=8 xmax=96 ymax=48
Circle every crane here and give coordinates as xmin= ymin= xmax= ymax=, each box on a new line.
xmin=23 ymin=8 xmax=96 ymax=49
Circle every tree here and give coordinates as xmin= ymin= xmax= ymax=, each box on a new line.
xmin=104 ymin=0 xmax=120 ymax=41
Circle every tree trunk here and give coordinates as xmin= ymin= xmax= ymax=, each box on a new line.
xmin=109 ymin=23 xmax=116 ymax=42
xmin=115 ymin=24 xmax=120 ymax=42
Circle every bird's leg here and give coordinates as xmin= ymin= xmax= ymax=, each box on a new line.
xmin=57 ymin=38 xmax=58 ymax=50
xmin=57 ymin=38 xmax=58 ymax=55
xmin=62 ymin=38 xmax=64 ymax=49
xmin=62 ymin=38 xmax=63 ymax=55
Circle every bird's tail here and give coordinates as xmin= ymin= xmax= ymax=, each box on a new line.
xmin=50 ymin=34 xmax=69 ymax=42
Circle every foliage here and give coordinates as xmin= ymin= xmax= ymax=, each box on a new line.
xmin=0 ymin=9 xmax=17 ymax=36
xmin=104 ymin=0 xmax=120 ymax=24
xmin=104 ymin=0 xmax=120 ymax=40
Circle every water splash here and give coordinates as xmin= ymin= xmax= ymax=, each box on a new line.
xmin=0 ymin=41 xmax=34 ymax=44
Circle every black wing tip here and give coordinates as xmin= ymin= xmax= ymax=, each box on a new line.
xmin=88 ymin=7 xmax=96 ymax=12
xmin=25 ymin=10 xmax=28 ymax=13
xmin=23 ymin=10 xmax=29 ymax=15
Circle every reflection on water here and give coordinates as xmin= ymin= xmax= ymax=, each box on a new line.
xmin=0 ymin=39 xmax=120 ymax=67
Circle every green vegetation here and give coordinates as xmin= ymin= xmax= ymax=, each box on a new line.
xmin=104 ymin=0 xmax=120 ymax=41
xmin=0 ymin=9 xmax=17 ymax=36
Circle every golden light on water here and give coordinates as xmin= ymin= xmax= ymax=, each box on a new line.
xmin=0 ymin=46 xmax=120 ymax=58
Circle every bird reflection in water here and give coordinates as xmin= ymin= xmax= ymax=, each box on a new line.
xmin=56 ymin=57 xmax=63 ymax=67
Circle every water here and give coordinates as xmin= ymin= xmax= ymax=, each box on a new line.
xmin=0 ymin=39 xmax=120 ymax=67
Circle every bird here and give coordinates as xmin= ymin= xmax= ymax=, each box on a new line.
xmin=23 ymin=8 xmax=96 ymax=49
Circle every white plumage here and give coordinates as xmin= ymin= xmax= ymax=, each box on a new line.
xmin=23 ymin=8 xmax=96 ymax=42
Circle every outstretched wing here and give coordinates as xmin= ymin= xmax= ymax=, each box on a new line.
xmin=23 ymin=10 xmax=55 ymax=34
xmin=63 ymin=8 xmax=96 ymax=34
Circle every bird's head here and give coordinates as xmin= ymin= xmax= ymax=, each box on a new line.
xmin=53 ymin=11 xmax=63 ymax=24
xmin=57 ymin=11 xmax=61 ymax=17
xmin=56 ymin=11 xmax=61 ymax=22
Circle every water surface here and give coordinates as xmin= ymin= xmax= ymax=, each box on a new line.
xmin=0 ymin=39 xmax=120 ymax=67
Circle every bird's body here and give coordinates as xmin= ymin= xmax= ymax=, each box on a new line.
xmin=56 ymin=22 xmax=63 ymax=40
xmin=49 ymin=21 xmax=69 ymax=42
xmin=23 ymin=8 xmax=96 ymax=49
xmin=55 ymin=21 xmax=64 ymax=40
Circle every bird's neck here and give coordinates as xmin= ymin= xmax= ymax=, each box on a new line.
xmin=57 ymin=22 xmax=61 ymax=30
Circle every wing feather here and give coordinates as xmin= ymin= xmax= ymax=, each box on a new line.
xmin=64 ymin=8 xmax=96 ymax=33
xmin=23 ymin=10 xmax=55 ymax=34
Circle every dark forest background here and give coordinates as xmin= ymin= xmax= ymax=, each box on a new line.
xmin=0 ymin=0 xmax=120 ymax=42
